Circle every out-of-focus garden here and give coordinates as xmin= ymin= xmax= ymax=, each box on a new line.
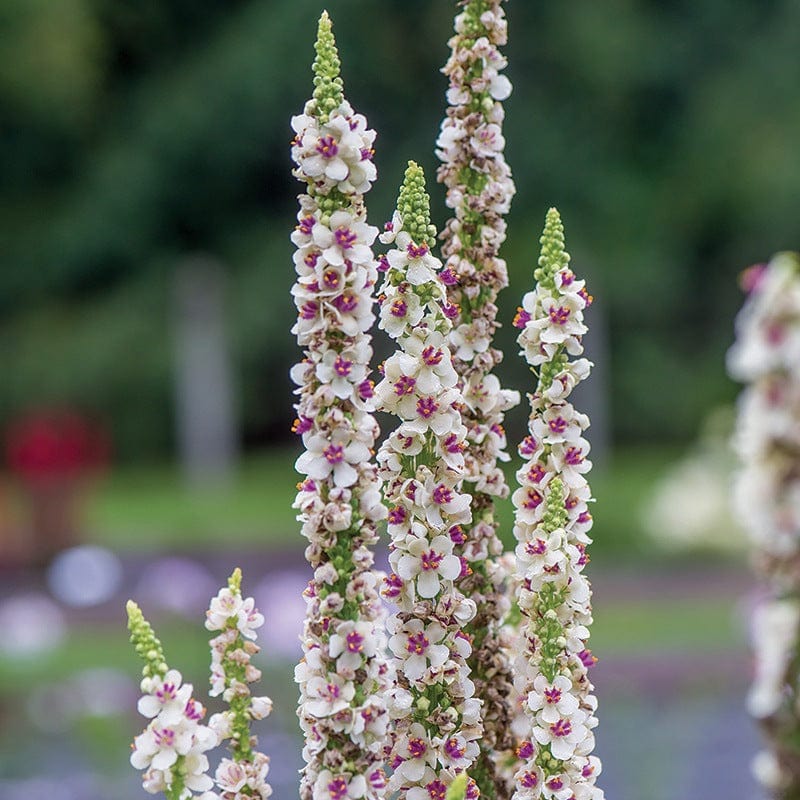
xmin=1 ymin=0 xmax=798 ymax=797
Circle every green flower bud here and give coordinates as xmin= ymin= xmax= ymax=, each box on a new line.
xmin=310 ymin=11 xmax=344 ymax=124
xmin=535 ymin=207 xmax=570 ymax=290
xmin=397 ymin=161 xmax=437 ymax=249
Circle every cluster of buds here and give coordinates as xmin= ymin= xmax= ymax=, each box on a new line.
xmin=375 ymin=162 xmax=481 ymax=800
xmin=204 ymin=569 xmax=274 ymax=799
xmin=290 ymin=13 xmax=391 ymax=800
xmin=728 ymin=252 xmax=800 ymax=795
xmin=436 ymin=1 xmax=519 ymax=794
xmin=127 ymin=602 xmax=218 ymax=800
xmin=510 ymin=209 xmax=602 ymax=799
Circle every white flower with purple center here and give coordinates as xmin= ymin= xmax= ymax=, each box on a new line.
xmin=295 ymin=430 xmax=371 ymax=488
xmin=394 ymin=534 xmax=462 ymax=599
xmin=328 ymin=619 xmax=376 ymax=673
xmin=528 ymin=674 xmax=580 ymax=721
xmin=379 ymin=287 xmax=425 ymax=338
xmin=137 ymin=669 xmax=193 ymax=727
xmin=388 ymin=618 xmax=450 ymax=682
xmin=315 ymin=345 xmax=370 ymax=400
xmin=312 ymin=209 xmax=377 ymax=268
xmin=394 ymin=723 xmax=436 ymax=782
xmin=532 ymin=706 xmax=590 ymax=762
xmin=387 ymin=231 xmax=441 ymax=287
xmin=304 ymin=673 xmax=356 ymax=718
xmin=313 ymin=770 xmax=367 ymax=800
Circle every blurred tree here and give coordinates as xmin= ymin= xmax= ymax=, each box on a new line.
xmin=1 ymin=0 xmax=798 ymax=457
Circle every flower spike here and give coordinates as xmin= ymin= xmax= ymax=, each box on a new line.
xmin=510 ymin=210 xmax=603 ymax=800
xmin=436 ymin=2 xmax=520 ymax=795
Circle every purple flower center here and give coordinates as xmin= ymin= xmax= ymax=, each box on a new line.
xmin=316 ymin=136 xmax=339 ymax=159
xmin=390 ymin=298 xmax=408 ymax=318
xmin=369 ymin=770 xmax=387 ymax=790
xmin=449 ymin=525 xmax=466 ymax=545
xmin=544 ymin=687 xmax=562 ymax=704
xmin=408 ymin=737 xmax=427 ymax=758
xmin=442 ymin=303 xmax=459 ymax=320
xmin=549 ymin=305 xmax=571 ymax=325
xmin=426 ymin=780 xmax=447 ymax=800
xmin=560 ymin=269 xmax=575 ymax=286
xmin=440 ymin=267 xmax=458 ymax=286
xmin=432 ymin=484 xmax=453 ymax=505
xmin=582 ymin=764 xmax=595 ymax=778
xmin=358 ymin=379 xmax=374 ymax=400
xmin=513 ymin=307 xmax=531 ymax=329
xmin=346 ymin=631 xmax=364 ymax=653
xmin=323 ymin=444 xmax=344 ymax=464
xmin=327 ymin=777 xmax=348 ymax=800
xmin=420 ymin=550 xmax=442 ymax=572
xmin=522 ymin=489 xmax=543 ymax=510
xmin=184 ymin=699 xmax=203 ymax=721
xmin=406 ymin=242 xmax=429 ymax=259
xmin=416 ymin=397 xmax=439 ymax=419
xmin=516 ymin=740 xmax=534 ymax=759
xmin=519 ymin=435 xmax=537 ymax=456
xmin=550 ymin=719 xmax=572 ymax=738
xmin=406 ymin=631 xmax=429 ymax=655
xmin=304 ymin=251 xmax=320 ymax=268
xmin=332 ymin=293 xmax=357 ymax=313
xmin=527 ymin=464 xmax=546 ymax=483
xmin=154 ymin=728 xmax=175 ymax=747
xmin=394 ymin=375 xmax=416 ymax=396
xmin=565 ymin=446 xmax=584 ymax=465
xmin=388 ymin=506 xmax=407 ymax=525
xmin=334 ymin=356 xmax=353 ymax=377
xmin=579 ymin=648 xmax=597 ymax=668
xmin=323 ymin=269 xmax=341 ymax=289
xmin=548 ymin=416 xmax=567 ymax=434
xmin=325 ymin=682 xmax=341 ymax=701
xmin=360 ymin=146 xmax=374 ymax=161
xmin=444 ymin=737 xmax=465 ymax=760
xmin=300 ymin=301 xmax=319 ymax=320
xmin=519 ymin=771 xmax=539 ymax=789
xmin=547 ymin=778 xmax=564 ymax=791
xmin=526 ymin=538 xmax=547 ymax=556
xmin=383 ymin=573 xmax=402 ymax=598
xmin=156 ymin=682 xmax=177 ymax=702
xmin=298 ymin=216 xmax=316 ymax=235
xmin=292 ymin=416 xmax=313 ymax=435
xmin=421 ymin=346 xmax=443 ymax=366
xmin=377 ymin=254 xmax=390 ymax=273
xmin=334 ymin=227 xmax=357 ymax=250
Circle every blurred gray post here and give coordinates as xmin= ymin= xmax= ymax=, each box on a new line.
xmin=173 ymin=256 xmax=239 ymax=486
xmin=572 ymin=271 xmax=610 ymax=470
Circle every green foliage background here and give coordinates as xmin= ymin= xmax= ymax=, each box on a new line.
xmin=2 ymin=0 xmax=798 ymax=458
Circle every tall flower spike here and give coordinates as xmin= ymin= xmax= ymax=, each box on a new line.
xmin=205 ymin=568 xmax=273 ymax=799
xmin=376 ymin=161 xmax=481 ymax=800
xmin=436 ymin=4 xmax=520 ymax=796
xmin=127 ymin=602 xmax=217 ymax=800
xmin=728 ymin=252 xmax=800 ymax=796
xmin=290 ymin=13 xmax=390 ymax=800
xmin=510 ymin=210 xmax=603 ymax=800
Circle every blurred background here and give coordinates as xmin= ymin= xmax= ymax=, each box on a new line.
xmin=2 ymin=0 xmax=798 ymax=797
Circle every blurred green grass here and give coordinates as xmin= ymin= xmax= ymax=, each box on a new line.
xmin=86 ymin=445 xmax=686 ymax=560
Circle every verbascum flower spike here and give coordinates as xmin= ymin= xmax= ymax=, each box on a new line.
xmin=728 ymin=252 xmax=800 ymax=796
xmin=290 ymin=13 xmax=391 ymax=800
xmin=510 ymin=210 xmax=603 ymax=800
xmin=376 ymin=161 xmax=481 ymax=800
xmin=436 ymin=4 xmax=519 ymax=794
xmin=205 ymin=568 xmax=273 ymax=799
xmin=127 ymin=602 xmax=218 ymax=800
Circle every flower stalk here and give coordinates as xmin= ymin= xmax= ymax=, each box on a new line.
xmin=290 ymin=12 xmax=391 ymax=800
xmin=376 ymin=162 xmax=481 ymax=800
xmin=510 ymin=209 xmax=603 ymax=799
xmin=436 ymin=3 xmax=519 ymax=795
xmin=728 ymin=252 xmax=800 ymax=798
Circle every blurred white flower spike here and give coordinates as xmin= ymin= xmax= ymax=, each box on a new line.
xmin=729 ymin=251 xmax=800 ymax=795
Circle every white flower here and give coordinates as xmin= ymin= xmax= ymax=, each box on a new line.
xmin=528 ymin=675 xmax=580 ymax=721
xmin=313 ymin=770 xmax=367 ymax=800
xmin=304 ymin=674 xmax=356 ymax=718
xmin=137 ymin=670 xmax=193 ymax=726
xmin=532 ymin=707 xmax=590 ymax=761
xmin=295 ymin=431 xmax=371 ymax=488
xmin=206 ymin=588 xmax=243 ymax=631
xmin=395 ymin=534 xmax=462 ymax=598
xmin=388 ymin=619 xmax=450 ymax=681
xmin=216 ymin=758 xmax=248 ymax=793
